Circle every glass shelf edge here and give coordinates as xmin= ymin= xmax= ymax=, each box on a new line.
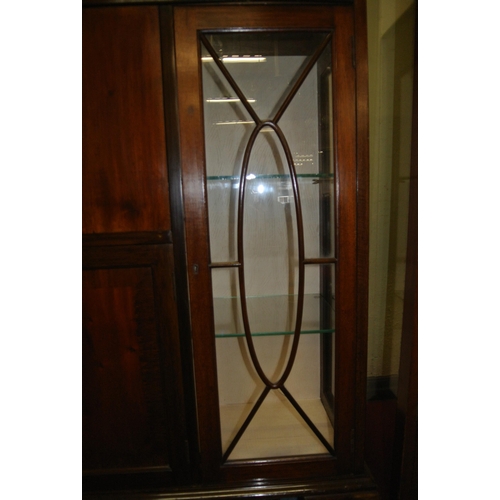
xmin=213 ymin=295 xmax=334 ymax=339
xmin=207 ymin=173 xmax=334 ymax=181
xmin=215 ymin=329 xmax=335 ymax=339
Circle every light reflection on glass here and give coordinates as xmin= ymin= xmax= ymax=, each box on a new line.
xmin=201 ymin=55 xmax=267 ymax=63
xmin=207 ymin=97 xmax=256 ymax=103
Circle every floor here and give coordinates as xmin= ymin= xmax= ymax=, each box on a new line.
xmin=220 ymin=395 xmax=334 ymax=460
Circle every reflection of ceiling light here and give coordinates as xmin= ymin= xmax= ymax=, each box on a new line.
xmin=206 ymin=97 xmax=255 ymax=103
xmin=257 ymin=184 xmax=265 ymax=194
xmin=201 ymin=55 xmax=266 ymax=63
xmin=223 ymin=56 xmax=266 ymax=63
xmin=214 ymin=121 xmax=275 ymax=132
xmin=246 ymin=174 xmax=256 ymax=180
xmin=215 ymin=120 xmax=254 ymax=125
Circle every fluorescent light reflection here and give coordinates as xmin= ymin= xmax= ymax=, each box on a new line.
xmin=201 ymin=55 xmax=266 ymax=63
xmin=215 ymin=121 xmax=255 ymax=126
xmin=206 ymin=97 xmax=255 ymax=103
xmin=229 ymin=175 xmax=265 ymax=190
xmin=213 ymin=122 xmax=274 ymax=131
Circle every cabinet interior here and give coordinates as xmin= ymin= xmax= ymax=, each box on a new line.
xmin=202 ymin=30 xmax=336 ymax=462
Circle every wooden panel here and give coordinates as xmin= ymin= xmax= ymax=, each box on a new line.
xmin=83 ymin=266 xmax=170 ymax=470
xmin=365 ymin=398 xmax=397 ymax=500
xmin=330 ymin=6 xmax=357 ymax=471
xmin=159 ymin=5 xmax=201 ymax=484
xmin=82 ymin=6 xmax=170 ymax=233
xmin=82 ymin=242 xmax=191 ymax=494
xmin=353 ymin=0 xmax=370 ymax=473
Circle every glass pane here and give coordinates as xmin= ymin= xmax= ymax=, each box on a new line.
xmin=243 ymin=128 xmax=299 ymax=339
xmin=309 ymin=263 xmax=336 ymax=416
xmin=212 ymin=265 xmax=334 ymax=337
xmin=202 ymin=30 xmax=336 ymax=462
xmin=202 ymin=55 xmax=255 ymax=262
xmin=280 ymin=43 xmax=335 ymax=259
xmin=218 ymin=342 xmax=334 ymax=460
xmin=202 ymin=32 xmax=328 ymax=121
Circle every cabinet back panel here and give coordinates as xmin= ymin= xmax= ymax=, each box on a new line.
xmin=82 ymin=267 xmax=170 ymax=470
xmin=82 ymin=6 xmax=170 ymax=233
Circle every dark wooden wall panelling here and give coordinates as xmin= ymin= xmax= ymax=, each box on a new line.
xmin=82 ymin=243 xmax=189 ymax=491
xmin=82 ymin=6 xmax=188 ymax=491
xmin=83 ymin=265 xmax=170 ymax=470
xmin=82 ymin=6 xmax=170 ymax=234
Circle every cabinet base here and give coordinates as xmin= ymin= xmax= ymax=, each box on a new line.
xmin=83 ymin=474 xmax=379 ymax=499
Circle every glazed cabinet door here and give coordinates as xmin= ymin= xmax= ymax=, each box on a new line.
xmin=174 ymin=4 xmax=360 ymax=483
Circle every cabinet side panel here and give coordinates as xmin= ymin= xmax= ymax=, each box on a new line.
xmin=82 ymin=6 xmax=170 ymax=233
xmin=332 ymin=7 xmax=357 ymax=469
xmin=82 ymin=266 xmax=170 ymax=470
xmin=354 ymin=0 xmax=370 ymax=472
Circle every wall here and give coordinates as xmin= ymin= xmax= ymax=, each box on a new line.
xmin=367 ymin=0 xmax=416 ymax=381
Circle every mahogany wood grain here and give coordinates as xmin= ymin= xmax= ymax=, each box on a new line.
xmin=83 ymin=266 xmax=170 ymax=469
xmin=83 ymin=243 xmax=189 ymax=490
xmin=83 ymin=231 xmax=172 ymax=247
xmin=159 ymin=5 xmax=201 ymax=484
xmin=353 ymin=0 xmax=370 ymax=473
xmin=82 ymin=6 xmax=170 ymax=234
xmin=174 ymin=5 xmax=223 ymax=482
xmin=330 ymin=7 xmax=357 ymax=472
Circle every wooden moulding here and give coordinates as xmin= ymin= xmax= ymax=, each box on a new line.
xmin=159 ymin=3 xmax=202 ymax=485
xmin=82 ymin=231 xmax=172 ymax=247
xmin=353 ymin=0 xmax=370 ymax=474
xmin=83 ymin=475 xmax=379 ymax=499
xmin=83 ymin=0 xmax=354 ymax=7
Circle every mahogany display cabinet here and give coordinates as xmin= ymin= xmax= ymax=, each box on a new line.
xmin=82 ymin=1 xmax=375 ymax=498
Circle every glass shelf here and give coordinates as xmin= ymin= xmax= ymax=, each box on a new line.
xmin=213 ymin=293 xmax=334 ymax=338
xmin=207 ymin=173 xmax=334 ymax=181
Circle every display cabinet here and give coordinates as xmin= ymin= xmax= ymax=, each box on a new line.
xmin=83 ymin=1 xmax=374 ymax=498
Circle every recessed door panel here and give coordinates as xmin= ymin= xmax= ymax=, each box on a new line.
xmin=82 ymin=267 xmax=169 ymax=470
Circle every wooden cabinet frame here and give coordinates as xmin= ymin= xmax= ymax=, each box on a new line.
xmin=83 ymin=1 xmax=374 ymax=497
